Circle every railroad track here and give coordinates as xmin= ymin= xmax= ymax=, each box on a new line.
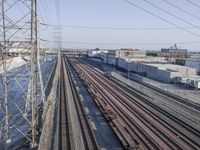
xmin=110 ymin=76 xmax=200 ymax=130
xmin=81 ymin=59 xmax=200 ymax=130
xmin=58 ymin=57 xmax=99 ymax=150
xmin=141 ymin=81 xmax=200 ymax=110
xmin=59 ymin=57 xmax=71 ymax=150
xmin=70 ymin=58 xmax=200 ymax=150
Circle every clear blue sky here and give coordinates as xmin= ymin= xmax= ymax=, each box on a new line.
xmin=38 ymin=0 xmax=200 ymax=50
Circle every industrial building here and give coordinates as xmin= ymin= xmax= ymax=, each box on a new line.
xmin=117 ymin=58 xmax=197 ymax=83
xmin=161 ymin=44 xmax=189 ymax=60
xmin=87 ymin=49 xmax=102 ymax=57
xmin=103 ymin=49 xmax=146 ymax=65
xmin=110 ymin=49 xmax=146 ymax=58
xmin=189 ymin=52 xmax=200 ymax=59
xmin=186 ymin=59 xmax=200 ymax=75
xmin=89 ymin=49 xmax=200 ymax=86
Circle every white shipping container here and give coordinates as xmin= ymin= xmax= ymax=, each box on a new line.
xmin=177 ymin=76 xmax=188 ymax=84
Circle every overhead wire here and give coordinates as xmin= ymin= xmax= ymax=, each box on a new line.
xmin=37 ymin=0 xmax=51 ymax=36
xmin=54 ymin=0 xmax=62 ymax=49
xmin=40 ymin=39 xmax=200 ymax=46
xmin=37 ymin=6 xmax=48 ymax=24
xmin=142 ymin=0 xmax=200 ymax=29
xmin=123 ymin=0 xmax=200 ymax=38
xmin=39 ymin=1 xmax=50 ymax=24
xmin=40 ymin=23 xmax=199 ymax=30
xmin=54 ymin=0 xmax=61 ymax=25
xmin=162 ymin=0 xmax=200 ymax=21
xmin=39 ymin=0 xmax=200 ymax=48
xmin=185 ymin=0 xmax=200 ymax=9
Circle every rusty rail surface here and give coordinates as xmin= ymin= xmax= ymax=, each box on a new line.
xmin=58 ymin=57 xmax=99 ymax=150
xmin=59 ymin=57 xmax=71 ymax=150
xmin=64 ymin=58 xmax=99 ymax=150
xmin=69 ymin=58 xmax=200 ymax=150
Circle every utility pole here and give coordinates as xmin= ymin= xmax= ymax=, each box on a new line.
xmin=54 ymin=26 xmax=61 ymax=57
xmin=0 ymin=0 xmax=43 ymax=148
xmin=30 ymin=0 xmax=38 ymax=147
xmin=1 ymin=0 xmax=9 ymax=144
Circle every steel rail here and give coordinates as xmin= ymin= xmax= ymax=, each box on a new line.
xmin=64 ymin=58 xmax=99 ymax=150
xmin=58 ymin=57 xmax=99 ymax=150
xmin=80 ymin=61 xmax=200 ymax=149
xmin=70 ymin=58 xmax=200 ymax=150
xmin=73 ymin=62 xmax=163 ymax=149
xmin=59 ymin=58 xmax=71 ymax=150
xmin=78 ymin=63 xmax=182 ymax=149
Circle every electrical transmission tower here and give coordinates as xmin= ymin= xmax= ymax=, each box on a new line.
xmin=0 ymin=0 xmax=44 ymax=149
xmin=54 ymin=26 xmax=62 ymax=56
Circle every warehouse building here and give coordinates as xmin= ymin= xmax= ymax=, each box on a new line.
xmin=161 ymin=44 xmax=189 ymax=62
xmin=104 ymin=49 xmax=146 ymax=65
xmin=186 ymin=59 xmax=200 ymax=75
xmin=189 ymin=52 xmax=200 ymax=59
xmin=117 ymin=57 xmax=197 ymax=83
xmin=108 ymin=49 xmax=146 ymax=58
xmin=143 ymin=64 xmax=196 ymax=83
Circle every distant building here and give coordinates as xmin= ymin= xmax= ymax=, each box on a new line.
xmin=161 ymin=44 xmax=188 ymax=59
xmin=108 ymin=49 xmax=146 ymax=59
xmin=117 ymin=58 xmax=197 ymax=83
xmin=186 ymin=59 xmax=200 ymax=75
xmin=189 ymin=52 xmax=200 ymax=59
xmin=104 ymin=49 xmax=146 ymax=66
xmin=175 ymin=58 xmax=186 ymax=66
xmin=87 ymin=50 xmax=102 ymax=57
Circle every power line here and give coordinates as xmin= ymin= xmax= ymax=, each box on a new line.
xmin=40 ymin=23 xmax=199 ymax=30
xmin=185 ymin=0 xmax=200 ymax=9
xmin=36 ymin=2 xmax=48 ymax=25
xmin=123 ymin=0 xmax=200 ymax=38
xmin=162 ymin=0 xmax=200 ymax=21
xmin=40 ymin=0 xmax=51 ymax=23
xmin=38 ymin=2 xmax=49 ymax=24
xmin=54 ymin=0 xmax=61 ymax=25
xmin=40 ymin=39 xmax=200 ymax=46
xmin=143 ymin=0 xmax=200 ymax=29
xmin=54 ymin=0 xmax=62 ymax=56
